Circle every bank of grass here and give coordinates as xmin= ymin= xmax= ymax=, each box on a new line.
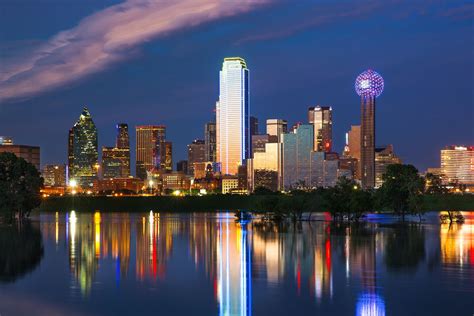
xmin=37 ymin=193 xmax=474 ymax=213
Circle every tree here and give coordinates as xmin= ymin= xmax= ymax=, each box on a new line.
xmin=325 ymin=177 xmax=372 ymax=221
xmin=377 ymin=164 xmax=425 ymax=220
xmin=0 ymin=153 xmax=43 ymax=220
xmin=424 ymin=173 xmax=447 ymax=194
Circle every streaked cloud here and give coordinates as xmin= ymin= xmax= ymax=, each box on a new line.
xmin=0 ymin=0 xmax=267 ymax=103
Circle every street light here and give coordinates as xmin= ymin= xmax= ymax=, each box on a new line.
xmin=148 ymin=180 xmax=154 ymax=195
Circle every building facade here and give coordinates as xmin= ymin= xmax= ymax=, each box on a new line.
xmin=204 ymin=122 xmax=217 ymax=162
xmin=68 ymin=107 xmax=98 ymax=186
xmin=266 ymin=119 xmax=287 ymax=143
xmin=188 ymin=139 xmax=206 ymax=176
xmin=375 ymin=145 xmax=402 ymax=188
xmin=0 ymin=145 xmax=41 ymax=171
xmin=217 ymin=57 xmax=250 ymax=175
xmin=135 ymin=125 xmax=166 ymax=179
xmin=42 ymin=164 xmax=66 ymax=187
xmin=441 ymin=146 xmax=474 ymax=185
xmin=308 ymin=106 xmax=332 ymax=152
xmin=282 ymin=124 xmax=313 ymax=189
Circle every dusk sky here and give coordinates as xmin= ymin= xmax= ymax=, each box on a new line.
xmin=0 ymin=0 xmax=472 ymax=173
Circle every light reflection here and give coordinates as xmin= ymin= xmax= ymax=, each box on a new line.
xmin=440 ymin=214 xmax=474 ymax=266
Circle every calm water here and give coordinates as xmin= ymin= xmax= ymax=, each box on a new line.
xmin=0 ymin=211 xmax=473 ymax=316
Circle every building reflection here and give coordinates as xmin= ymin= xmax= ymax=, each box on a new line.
xmin=440 ymin=213 xmax=474 ymax=267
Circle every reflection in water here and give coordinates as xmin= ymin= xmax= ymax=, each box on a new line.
xmin=0 ymin=221 xmax=44 ymax=283
xmin=29 ymin=211 xmax=474 ymax=315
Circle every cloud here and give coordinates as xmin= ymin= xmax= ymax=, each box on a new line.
xmin=0 ymin=0 xmax=267 ymax=103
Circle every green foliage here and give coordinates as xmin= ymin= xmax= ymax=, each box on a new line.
xmin=424 ymin=173 xmax=447 ymax=194
xmin=0 ymin=153 xmax=43 ymax=220
xmin=376 ymin=164 xmax=425 ymax=219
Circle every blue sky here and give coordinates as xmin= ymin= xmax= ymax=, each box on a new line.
xmin=0 ymin=0 xmax=472 ymax=172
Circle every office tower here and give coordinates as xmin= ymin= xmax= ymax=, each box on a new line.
xmin=355 ymin=70 xmax=384 ymax=189
xmin=204 ymin=122 xmax=217 ymax=162
xmin=68 ymin=107 xmax=98 ymax=186
xmin=102 ymin=147 xmax=130 ymax=179
xmin=252 ymin=134 xmax=277 ymax=156
xmin=250 ymin=116 xmax=259 ymax=136
xmin=0 ymin=136 xmax=13 ymax=145
xmin=310 ymin=152 xmax=339 ymax=188
xmin=188 ymin=139 xmax=206 ymax=176
xmin=159 ymin=141 xmax=173 ymax=171
xmin=374 ymin=145 xmax=402 ymax=187
xmin=135 ymin=125 xmax=166 ymax=179
xmin=441 ymin=145 xmax=474 ymax=185
xmin=42 ymin=164 xmax=67 ymax=187
xmin=67 ymin=129 xmax=74 ymax=175
xmin=266 ymin=119 xmax=287 ymax=143
xmin=347 ymin=125 xmax=361 ymax=160
xmin=216 ymin=57 xmax=250 ymax=175
xmin=0 ymin=144 xmax=40 ymax=171
xmin=116 ymin=123 xmax=129 ymax=149
xmin=248 ymin=142 xmax=282 ymax=192
xmin=176 ymin=160 xmax=188 ymax=175
xmin=282 ymin=124 xmax=313 ymax=189
xmin=308 ymin=106 xmax=332 ymax=152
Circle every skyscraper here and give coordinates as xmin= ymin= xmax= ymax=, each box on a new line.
xmin=282 ymin=124 xmax=313 ymax=189
xmin=266 ymin=119 xmax=287 ymax=143
xmin=204 ymin=122 xmax=217 ymax=162
xmin=102 ymin=147 xmax=130 ymax=179
xmin=188 ymin=139 xmax=206 ymax=176
xmin=308 ymin=106 xmax=332 ymax=152
xmin=135 ymin=125 xmax=166 ymax=179
xmin=68 ymin=107 xmax=98 ymax=186
xmin=42 ymin=164 xmax=66 ymax=187
xmin=355 ymin=70 xmax=384 ymax=189
xmin=441 ymin=145 xmax=474 ymax=185
xmin=216 ymin=57 xmax=250 ymax=175
xmin=375 ymin=145 xmax=402 ymax=188
xmin=250 ymin=116 xmax=259 ymax=136
xmin=116 ymin=123 xmax=130 ymax=177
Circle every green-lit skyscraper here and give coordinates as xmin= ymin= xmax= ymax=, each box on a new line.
xmin=68 ymin=107 xmax=98 ymax=187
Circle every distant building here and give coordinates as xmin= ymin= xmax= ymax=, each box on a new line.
xmin=188 ymin=139 xmax=206 ymax=176
xmin=42 ymin=164 xmax=66 ymax=187
xmin=156 ymin=141 xmax=172 ymax=171
xmin=135 ymin=125 xmax=166 ymax=179
xmin=441 ymin=145 xmax=474 ymax=185
xmin=102 ymin=147 xmax=130 ymax=179
xmin=250 ymin=116 xmax=259 ymax=136
xmin=115 ymin=123 xmax=130 ymax=177
xmin=68 ymin=107 xmax=98 ymax=187
xmin=193 ymin=161 xmax=220 ymax=180
xmin=176 ymin=160 xmax=188 ymax=175
xmin=282 ymin=124 xmax=313 ymax=189
xmin=204 ymin=122 xmax=217 ymax=162
xmin=222 ymin=177 xmax=239 ymax=194
xmin=347 ymin=125 xmax=361 ymax=178
xmin=94 ymin=177 xmax=143 ymax=194
xmin=310 ymin=152 xmax=339 ymax=188
xmin=375 ymin=145 xmax=402 ymax=188
xmin=0 ymin=136 xmax=13 ymax=145
xmin=161 ymin=172 xmax=191 ymax=191
xmin=217 ymin=57 xmax=250 ymax=175
xmin=308 ymin=106 xmax=332 ymax=152
xmin=252 ymin=134 xmax=278 ymax=156
xmin=248 ymin=142 xmax=282 ymax=192
xmin=0 ymin=144 xmax=41 ymax=171
xmin=266 ymin=119 xmax=287 ymax=143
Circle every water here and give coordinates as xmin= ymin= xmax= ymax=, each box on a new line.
xmin=0 ymin=211 xmax=473 ymax=316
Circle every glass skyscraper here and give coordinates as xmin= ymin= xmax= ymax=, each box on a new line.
xmin=282 ymin=124 xmax=313 ymax=189
xmin=204 ymin=122 xmax=216 ymax=162
xmin=68 ymin=107 xmax=98 ymax=186
xmin=308 ymin=106 xmax=332 ymax=152
xmin=135 ymin=125 xmax=166 ymax=179
xmin=217 ymin=57 xmax=250 ymax=175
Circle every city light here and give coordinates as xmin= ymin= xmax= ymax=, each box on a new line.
xmin=355 ymin=69 xmax=384 ymax=98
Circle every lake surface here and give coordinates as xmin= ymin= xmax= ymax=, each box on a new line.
xmin=0 ymin=211 xmax=473 ymax=316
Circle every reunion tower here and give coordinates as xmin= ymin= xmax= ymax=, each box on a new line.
xmin=355 ymin=69 xmax=384 ymax=189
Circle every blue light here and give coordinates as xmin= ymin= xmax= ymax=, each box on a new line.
xmin=355 ymin=69 xmax=384 ymax=98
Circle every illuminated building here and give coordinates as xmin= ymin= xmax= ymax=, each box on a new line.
xmin=94 ymin=178 xmax=143 ymax=194
xmin=68 ymin=107 xmax=98 ymax=187
xmin=266 ymin=119 xmax=287 ymax=143
xmin=0 ymin=136 xmax=13 ymax=145
xmin=346 ymin=125 xmax=361 ymax=178
xmin=375 ymin=145 xmax=402 ymax=188
xmin=222 ymin=177 xmax=239 ymax=194
xmin=308 ymin=106 xmax=332 ymax=152
xmin=441 ymin=145 xmax=474 ymax=185
xmin=310 ymin=152 xmax=339 ymax=188
xmin=156 ymin=141 xmax=173 ymax=171
xmin=162 ymin=172 xmax=191 ymax=191
xmin=216 ymin=57 xmax=250 ymax=175
xmin=188 ymin=139 xmax=206 ymax=176
xmin=204 ymin=122 xmax=217 ymax=162
xmin=248 ymin=142 xmax=282 ymax=192
xmin=282 ymin=124 xmax=313 ymax=189
xmin=42 ymin=164 xmax=66 ymax=187
xmin=135 ymin=125 xmax=165 ymax=179
xmin=176 ymin=160 xmax=188 ymax=175
xmin=193 ymin=161 xmax=220 ymax=179
xmin=355 ymin=70 xmax=384 ymax=189
xmin=0 ymin=144 xmax=40 ymax=171
xmin=115 ymin=123 xmax=130 ymax=177
xmin=252 ymin=134 xmax=278 ymax=156
xmin=102 ymin=147 xmax=130 ymax=179
xmin=339 ymin=156 xmax=358 ymax=179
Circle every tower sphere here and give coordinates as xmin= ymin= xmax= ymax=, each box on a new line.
xmin=355 ymin=69 xmax=384 ymax=98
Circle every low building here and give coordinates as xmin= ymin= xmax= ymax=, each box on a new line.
xmin=0 ymin=144 xmax=40 ymax=171
xmin=222 ymin=177 xmax=239 ymax=194
xmin=94 ymin=177 xmax=144 ymax=194
xmin=162 ymin=172 xmax=191 ymax=191
xmin=42 ymin=164 xmax=67 ymax=187
xmin=193 ymin=161 xmax=221 ymax=179
xmin=441 ymin=145 xmax=474 ymax=186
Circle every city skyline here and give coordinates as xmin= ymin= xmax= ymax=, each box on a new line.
xmin=0 ymin=1 xmax=472 ymax=173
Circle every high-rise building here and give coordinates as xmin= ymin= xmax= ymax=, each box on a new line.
xmin=176 ymin=160 xmax=188 ymax=175
xmin=135 ymin=125 xmax=166 ymax=179
xmin=116 ymin=123 xmax=130 ymax=149
xmin=0 ymin=144 xmax=40 ymax=171
xmin=216 ymin=57 xmax=250 ymax=175
xmin=310 ymin=152 xmax=339 ymax=188
xmin=355 ymin=70 xmax=384 ymax=189
xmin=158 ymin=141 xmax=173 ymax=171
xmin=282 ymin=124 xmax=313 ymax=189
xmin=250 ymin=116 xmax=259 ymax=136
xmin=68 ymin=107 xmax=98 ymax=186
xmin=441 ymin=145 xmax=474 ymax=185
xmin=375 ymin=145 xmax=402 ymax=188
xmin=102 ymin=147 xmax=131 ymax=179
xmin=266 ymin=119 xmax=287 ymax=143
xmin=42 ymin=164 xmax=67 ymax=187
xmin=347 ymin=125 xmax=361 ymax=160
xmin=204 ymin=122 xmax=217 ymax=162
xmin=252 ymin=134 xmax=278 ymax=156
xmin=0 ymin=136 xmax=13 ymax=145
xmin=308 ymin=106 xmax=332 ymax=152
xmin=248 ymin=142 xmax=282 ymax=192
xmin=188 ymin=139 xmax=206 ymax=176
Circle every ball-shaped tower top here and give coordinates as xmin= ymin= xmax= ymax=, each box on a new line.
xmin=355 ymin=69 xmax=384 ymax=98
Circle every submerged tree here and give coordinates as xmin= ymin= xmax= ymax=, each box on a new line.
xmin=0 ymin=153 xmax=43 ymax=221
xmin=376 ymin=164 xmax=425 ymax=220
